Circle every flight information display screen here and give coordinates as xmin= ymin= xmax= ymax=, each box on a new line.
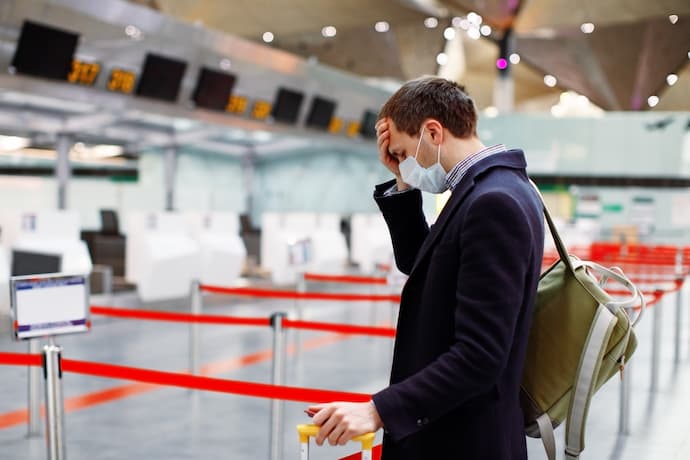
xmin=305 ymin=96 xmax=336 ymax=130
xmin=11 ymin=20 xmax=79 ymax=81
xmin=271 ymin=87 xmax=305 ymax=124
xmin=193 ymin=67 xmax=236 ymax=111
xmin=135 ymin=53 xmax=187 ymax=102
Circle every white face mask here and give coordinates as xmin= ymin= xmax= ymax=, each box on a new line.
xmin=398 ymin=126 xmax=448 ymax=193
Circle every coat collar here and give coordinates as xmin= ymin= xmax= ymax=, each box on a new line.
xmin=409 ymin=150 xmax=527 ymax=275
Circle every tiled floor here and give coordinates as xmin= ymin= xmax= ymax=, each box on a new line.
xmin=0 ymin=281 xmax=689 ymax=459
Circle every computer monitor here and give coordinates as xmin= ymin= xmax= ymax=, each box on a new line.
xmin=11 ymin=250 xmax=61 ymax=277
xmin=192 ymin=67 xmax=236 ymax=111
xmin=305 ymin=96 xmax=336 ymax=130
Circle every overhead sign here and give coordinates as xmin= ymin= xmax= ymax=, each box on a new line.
xmin=10 ymin=273 xmax=90 ymax=340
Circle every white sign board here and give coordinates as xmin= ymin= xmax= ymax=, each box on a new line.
xmin=10 ymin=273 xmax=90 ymax=340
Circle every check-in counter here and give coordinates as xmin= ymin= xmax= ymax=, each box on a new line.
xmin=185 ymin=212 xmax=246 ymax=286
xmin=351 ymin=213 xmax=394 ymax=274
xmin=260 ymin=212 xmax=348 ymax=285
xmin=124 ymin=212 xmax=201 ymax=302
xmin=0 ymin=210 xmax=93 ymax=314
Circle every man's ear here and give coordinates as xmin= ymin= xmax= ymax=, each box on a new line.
xmin=424 ymin=119 xmax=444 ymax=145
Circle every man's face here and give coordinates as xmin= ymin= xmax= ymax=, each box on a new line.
xmin=386 ymin=119 xmax=436 ymax=168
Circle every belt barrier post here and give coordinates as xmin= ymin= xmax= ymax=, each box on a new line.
xmin=189 ymin=279 xmax=201 ymax=376
xmin=674 ymin=249 xmax=683 ymax=366
xmin=43 ymin=341 xmax=65 ymax=460
xmin=28 ymin=339 xmax=41 ymax=437
xmin=651 ymin=290 xmax=663 ymax=392
xmin=296 ymin=274 xmax=306 ymax=353
xmin=269 ymin=312 xmax=287 ymax=460
xmin=101 ymin=265 xmax=113 ymax=299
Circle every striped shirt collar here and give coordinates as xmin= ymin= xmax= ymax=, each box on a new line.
xmin=445 ymin=144 xmax=507 ymax=191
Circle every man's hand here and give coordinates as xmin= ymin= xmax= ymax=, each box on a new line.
xmin=307 ymin=401 xmax=383 ymax=446
xmin=376 ymin=118 xmax=410 ymax=192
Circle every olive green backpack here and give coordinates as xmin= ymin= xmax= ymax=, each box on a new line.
xmin=521 ymin=184 xmax=644 ymax=460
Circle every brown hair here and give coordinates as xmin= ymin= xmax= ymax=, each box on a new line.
xmin=378 ymin=77 xmax=477 ymax=138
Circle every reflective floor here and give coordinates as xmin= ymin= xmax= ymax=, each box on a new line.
xmin=0 ymin=281 xmax=689 ymax=459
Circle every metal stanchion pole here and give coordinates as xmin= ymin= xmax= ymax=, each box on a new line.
xmin=189 ymin=280 xmax=201 ymax=375
xmin=674 ymin=249 xmax=683 ymax=366
xmin=296 ymin=274 xmax=306 ymax=353
xmin=101 ymin=265 xmax=113 ymax=299
xmin=28 ymin=339 xmax=41 ymax=437
xmin=43 ymin=340 xmax=65 ymax=460
xmin=651 ymin=291 xmax=663 ymax=392
xmin=269 ymin=312 xmax=287 ymax=460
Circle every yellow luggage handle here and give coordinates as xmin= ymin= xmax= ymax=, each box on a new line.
xmin=297 ymin=424 xmax=376 ymax=458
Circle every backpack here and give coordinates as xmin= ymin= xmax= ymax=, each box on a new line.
xmin=521 ymin=184 xmax=644 ymax=460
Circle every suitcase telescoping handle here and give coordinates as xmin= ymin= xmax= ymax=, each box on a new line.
xmin=297 ymin=424 xmax=376 ymax=460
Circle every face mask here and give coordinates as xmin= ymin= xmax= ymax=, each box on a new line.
xmin=398 ymin=126 xmax=448 ymax=193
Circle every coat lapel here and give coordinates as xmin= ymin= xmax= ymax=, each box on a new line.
xmin=408 ymin=150 xmax=527 ymax=276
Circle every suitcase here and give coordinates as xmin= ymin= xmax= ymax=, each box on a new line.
xmin=297 ymin=424 xmax=375 ymax=460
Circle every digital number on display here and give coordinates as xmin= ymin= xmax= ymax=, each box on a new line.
xmin=68 ymin=60 xmax=100 ymax=86
xmin=107 ymin=68 xmax=136 ymax=94
xmin=251 ymin=100 xmax=272 ymax=120
xmin=328 ymin=117 xmax=343 ymax=134
xmin=226 ymin=95 xmax=248 ymax=114
xmin=346 ymin=121 xmax=361 ymax=137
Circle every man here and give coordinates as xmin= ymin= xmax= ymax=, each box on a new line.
xmin=308 ymin=77 xmax=544 ymax=459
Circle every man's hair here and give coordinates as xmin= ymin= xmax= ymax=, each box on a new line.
xmin=378 ymin=77 xmax=477 ymax=138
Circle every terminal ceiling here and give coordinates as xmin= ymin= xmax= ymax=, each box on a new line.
xmin=131 ymin=0 xmax=690 ymax=111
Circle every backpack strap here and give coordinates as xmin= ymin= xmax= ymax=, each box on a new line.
xmin=536 ymin=413 xmax=557 ymax=460
xmin=565 ymin=304 xmax=619 ymax=459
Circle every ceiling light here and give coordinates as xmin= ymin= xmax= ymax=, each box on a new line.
xmin=647 ymin=96 xmax=659 ymax=107
xmin=125 ymin=25 xmax=142 ymax=39
xmin=0 ymin=135 xmax=30 ymax=152
xmin=220 ymin=59 xmax=231 ymax=70
xmin=467 ymin=28 xmax=481 ymax=40
xmin=262 ymin=31 xmax=274 ymax=43
xmin=451 ymin=17 xmax=463 ymax=28
xmin=444 ymin=27 xmax=456 ymax=40
xmin=509 ymin=53 xmax=521 ymax=64
xmin=496 ymin=58 xmax=508 ymax=70
xmin=544 ymin=75 xmax=558 ymax=87
xmin=669 ymin=14 xmax=679 ymax=24
xmin=580 ymin=23 xmax=595 ymax=34
xmin=321 ymin=26 xmax=337 ymax=38
xmin=374 ymin=21 xmax=390 ymax=32
xmin=458 ymin=19 xmax=470 ymax=30
xmin=467 ymin=12 xmax=482 ymax=25
xmin=436 ymin=52 xmax=449 ymax=66
xmin=484 ymin=106 xmax=499 ymax=118
xmin=424 ymin=17 xmax=439 ymax=28
xmin=667 ymin=74 xmax=678 ymax=86
xmin=480 ymin=25 xmax=492 ymax=36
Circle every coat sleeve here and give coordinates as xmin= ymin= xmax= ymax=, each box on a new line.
xmin=372 ymin=190 xmax=536 ymax=441
xmin=373 ymin=179 xmax=429 ymax=275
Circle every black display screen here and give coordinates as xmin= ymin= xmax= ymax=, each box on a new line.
xmin=271 ymin=87 xmax=304 ymax=124
xmin=360 ymin=110 xmax=379 ymax=139
xmin=305 ymin=96 xmax=336 ymax=130
xmin=192 ymin=67 xmax=236 ymax=111
xmin=11 ymin=20 xmax=79 ymax=81
xmin=11 ymin=250 xmax=61 ymax=276
xmin=135 ymin=53 xmax=187 ymax=102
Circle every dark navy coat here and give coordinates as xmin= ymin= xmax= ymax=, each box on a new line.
xmin=371 ymin=150 xmax=544 ymax=460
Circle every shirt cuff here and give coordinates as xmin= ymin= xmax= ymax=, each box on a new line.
xmin=383 ymin=183 xmax=414 ymax=197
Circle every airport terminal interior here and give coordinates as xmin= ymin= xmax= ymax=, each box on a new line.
xmin=0 ymin=0 xmax=690 ymax=458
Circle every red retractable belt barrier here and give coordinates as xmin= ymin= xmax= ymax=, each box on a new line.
xmin=303 ymin=273 xmax=388 ymax=285
xmin=59 ymin=358 xmax=371 ymax=403
xmin=90 ymin=306 xmax=271 ymax=327
xmin=200 ymin=285 xmax=401 ymax=303
xmin=0 ymin=352 xmax=41 ymax=367
xmin=283 ymin=319 xmax=396 ymax=338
